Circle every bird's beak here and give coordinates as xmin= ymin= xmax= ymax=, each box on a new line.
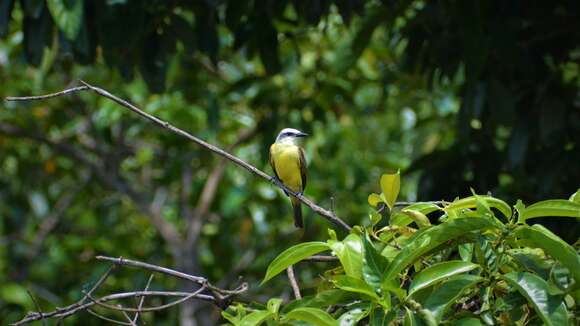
xmin=297 ymin=132 xmax=308 ymax=137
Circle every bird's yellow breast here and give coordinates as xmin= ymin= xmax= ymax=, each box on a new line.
xmin=270 ymin=142 xmax=303 ymax=192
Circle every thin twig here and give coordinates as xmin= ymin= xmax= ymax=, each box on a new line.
xmin=25 ymin=290 xmax=46 ymax=326
xmin=5 ymin=82 xmax=352 ymax=232
xmin=87 ymin=309 xmax=133 ymax=325
xmin=83 ymin=286 xmax=207 ymax=313
xmin=133 ymin=274 xmax=154 ymax=324
xmin=286 ymin=266 xmax=302 ymax=300
xmin=10 ymin=291 xmax=216 ymax=325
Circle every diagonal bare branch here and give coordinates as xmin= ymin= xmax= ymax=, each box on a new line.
xmin=5 ymin=82 xmax=352 ymax=232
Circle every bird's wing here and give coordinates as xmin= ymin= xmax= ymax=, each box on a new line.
xmin=299 ymin=147 xmax=307 ymax=191
xmin=269 ymin=145 xmax=280 ymax=179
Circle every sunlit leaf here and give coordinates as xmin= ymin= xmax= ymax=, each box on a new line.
xmin=368 ymin=193 xmax=383 ymax=207
xmin=328 ymin=234 xmax=363 ymax=279
xmin=445 ymin=195 xmax=512 ymax=218
xmin=380 ymin=170 xmax=400 ymax=210
xmin=517 ymin=199 xmax=580 ymax=223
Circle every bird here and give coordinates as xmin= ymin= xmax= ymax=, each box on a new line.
xmin=269 ymin=128 xmax=308 ymax=228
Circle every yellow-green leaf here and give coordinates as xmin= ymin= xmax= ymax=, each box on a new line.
xmin=380 ymin=171 xmax=400 ymax=210
xmin=368 ymin=193 xmax=383 ymax=207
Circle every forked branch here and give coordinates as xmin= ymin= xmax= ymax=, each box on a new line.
xmin=10 ymin=256 xmax=247 ymax=325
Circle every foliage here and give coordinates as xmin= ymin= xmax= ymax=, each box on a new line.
xmin=1 ymin=0 xmax=579 ymax=325
xmin=224 ymin=172 xmax=579 ymax=325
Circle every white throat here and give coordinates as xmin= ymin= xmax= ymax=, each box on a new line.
xmin=278 ymin=137 xmax=297 ymax=145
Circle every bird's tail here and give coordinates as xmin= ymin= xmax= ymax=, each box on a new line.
xmin=291 ymin=197 xmax=303 ymax=228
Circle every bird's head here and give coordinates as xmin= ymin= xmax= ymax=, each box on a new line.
xmin=275 ymin=128 xmax=308 ymax=143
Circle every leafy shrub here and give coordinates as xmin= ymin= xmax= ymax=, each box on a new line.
xmin=222 ymin=172 xmax=579 ymax=325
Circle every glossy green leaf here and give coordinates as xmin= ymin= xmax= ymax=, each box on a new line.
xmin=240 ymin=310 xmax=274 ymax=326
xmin=409 ymin=260 xmax=480 ymax=295
xmin=458 ymin=243 xmax=474 ymax=262
xmin=333 ymin=275 xmax=379 ymax=300
xmin=338 ymin=302 xmax=370 ymax=325
xmin=418 ymin=275 xmax=483 ymax=324
xmin=517 ymin=199 xmax=580 ymax=223
xmin=362 ymin=234 xmax=388 ymax=289
xmin=285 ymin=307 xmax=338 ymax=326
xmin=516 ymin=225 xmax=580 ymax=289
xmin=501 ymin=272 xmax=570 ymax=326
xmin=445 ymin=195 xmax=511 ymax=218
xmin=328 ymin=234 xmax=363 ymax=279
xmin=380 ymin=171 xmax=400 ymax=210
xmin=46 ymin=0 xmax=83 ymax=40
xmin=262 ymin=242 xmax=329 ymax=284
xmin=383 ymin=217 xmax=497 ymax=283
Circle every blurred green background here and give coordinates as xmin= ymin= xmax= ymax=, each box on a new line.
xmin=0 ymin=1 xmax=578 ymax=324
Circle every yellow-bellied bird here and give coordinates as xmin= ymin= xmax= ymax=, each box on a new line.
xmin=269 ymin=128 xmax=308 ymax=228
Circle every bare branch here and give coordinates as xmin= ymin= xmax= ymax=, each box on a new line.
xmin=5 ymin=82 xmax=352 ymax=232
xmin=133 ymin=274 xmax=154 ymax=324
xmin=286 ymin=266 xmax=302 ymax=299
xmin=87 ymin=309 xmax=134 ymax=326
xmin=25 ymin=290 xmax=46 ymax=326
xmin=83 ymin=285 xmax=208 ymax=313
xmin=11 ymin=256 xmax=247 ymax=325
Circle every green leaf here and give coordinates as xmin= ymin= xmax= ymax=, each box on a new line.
xmin=267 ymin=298 xmax=282 ymax=314
xmin=338 ymin=302 xmax=371 ymax=325
xmin=333 ymin=275 xmax=379 ymax=300
xmin=369 ymin=307 xmax=397 ymax=326
xmin=391 ymin=202 xmax=441 ymax=227
xmin=445 ymin=195 xmax=512 ymax=218
xmin=46 ymin=0 xmax=83 ymax=40
xmin=515 ymin=225 xmax=580 ymax=289
xmin=362 ymin=234 xmax=388 ymax=289
xmin=408 ymin=261 xmax=480 ymax=295
xmin=285 ymin=307 xmax=338 ymax=326
xmin=458 ymin=243 xmax=474 ymax=262
xmin=262 ymin=242 xmax=329 ymax=284
xmin=403 ymin=307 xmax=422 ymax=326
xmin=501 ymin=272 xmax=570 ymax=326
xmin=517 ymin=199 xmax=580 ymax=223
xmin=569 ymin=189 xmax=580 ymax=203
xmin=401 ymin=209 xmax=431 ymax=228
xmin=328 ymin=234 xmax=363 ymax=279
xmin=240 ymin=310 xmax=274 ymax=326
xmin=382 ymin=217 xmax=497 ymax=284
xmin=418 ymin=275 xmax=483 ymax=324
xmin=380 ymin=171 xmax=400 ymax=210
xmin=368 ymin=193 xmax=383 ymax=207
